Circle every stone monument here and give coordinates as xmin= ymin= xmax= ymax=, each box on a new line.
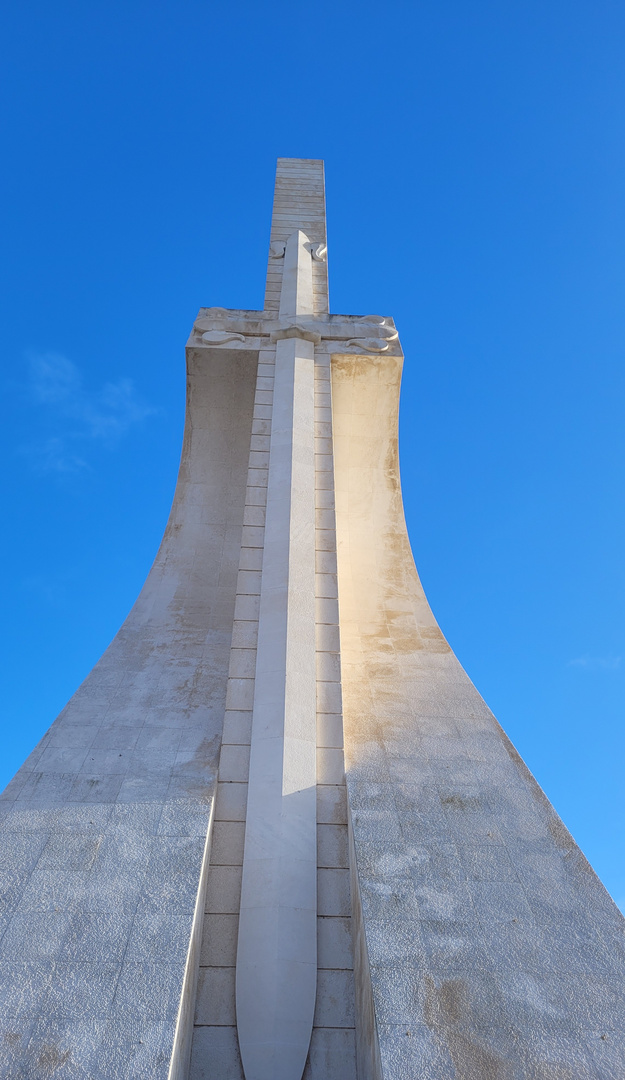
xmin=1 ymin=158 xmax=624 ymax=1080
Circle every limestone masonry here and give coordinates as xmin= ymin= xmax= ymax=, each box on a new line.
xmin=1 ymin=159 xmax=624 ymax=1080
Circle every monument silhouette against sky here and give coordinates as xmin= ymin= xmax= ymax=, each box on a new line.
xmin=1 ymin=159 xmax=624 ymax=1080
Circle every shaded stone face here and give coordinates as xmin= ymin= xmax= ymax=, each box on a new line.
xmin=1 ymin=158 xmax=624 ymax=1080
xmin=0 ymin=349 xmax=258 ymax=1078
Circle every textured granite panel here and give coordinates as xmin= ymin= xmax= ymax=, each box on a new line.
xmin=332 ymin=350 xmax=625 ymax=1079
xmin=0 ymin=349 xmax=257 ymax=1078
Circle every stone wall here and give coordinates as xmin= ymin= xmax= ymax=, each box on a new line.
xmin=333 ymin=350 xmax=625 ymax=1079
xmin=0 ymin=348 xmax=256 ymax=1079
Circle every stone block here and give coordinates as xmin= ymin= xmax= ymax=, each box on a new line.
xmin=215 ymin=783 xmax=248 ymax=822
xmin=218 ymin=745 xmax=250 ymax=784
xmin=317 ymin=748 xmax=345 ymax=785
xmin=92 ymin=1017 xmax=175 ymax=1080
xmin=315 ymin=597 xmax=339 ymax=624
xmin=315 ymin=550 xmax=337 ymax=575
xmin=585 ymin=1028 xmax=625 ymax=1079
xmin=230 ymin=622 xmax=259 ymax=650
xmin=44 ymin=962 xmax=121 ymax=1021
xmin=225 ymin=679 xmax=255 ymax=712
xmin=316 ymin=713 xmax=344 ymax=749
xmin=112 ymin=960 xmax=184 ymax=1021
xmin=124 ymin=908 xmax=192 ymax=964
xmin=0 ymin=869 xmax=31 ymax=916
xmin=317 ymin=824 xmax=349 ymax=868
xmin=313 ymin=970 xmax=355 ymax=1027
xmin=210 ymin=821 xmax=245 ymax=866
xmin=37 ymin=832 xmax=103 ymax=872
xmin=189 ymin=1025 xmax=244 ymax=1080
xmin=518 ymin=1030 xmax=603 ymax=1079
xmin=457 ymin=840 xmax=519 ymax=882
xmin=303 ymin=1027 xmax=356 ymax=1080
xmin=233 ymin=594 xmax=260 ymax=622
xmin=316 ymin=651 xmax=340 ymax=682
xmin=376 ymin=1022 xmax=456 ymax=1080
xmin=205 ymin=866 xmax=242 ymax=914
xmin=199 ymin=914 xmax=239 ymax=967
xmin=318 ymin=869 xmax=350 ymax=916
xmin=157 ymin=799 xmax=212 ymax=838
xmin=317 ymin=916 xmax=353 ymax=970
xmin=0 ymin=1018 xmax=35 ymax=1080
xmin=315 ymin=573 xmax=338 ymax=599
xmin=317 ymin=682 xmax=343 ymax=717
xmin=228 ymin=649 xmax=257 ymax=679
xmin=0 ymin=960 xmax=54 ymax=1019
xmin=17 ymin=868 xmax=90 ymax=914
xmin=0 ymin=911 xmax=73 ymax=961
xmin=0 ymin=832 xmax=46 ymax=874
xmin=194 ymin=967 xmax=236 ymax=1026
xmin=221 ymin=712 xmax=253 ymax=746
xmin=16 ymin=1017 xmax=104 ymax=1080
xmin=315 ymin=530 xmax=336 ymax=553
xmin=317 ymin=785 xmax=347 ymax=825
xmin=316 ymin=489 xmax=335 ymax=509
xmin=238 ymin=545 xmax=263 ymax=570
xmin=60 ymin=911 xmax=135 ymax=964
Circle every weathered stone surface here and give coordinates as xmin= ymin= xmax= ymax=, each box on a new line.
xmin=0 ymin=350 xmax=257 ymax=1078
xmin=332 ymin=348 xmax=625 ymax=1078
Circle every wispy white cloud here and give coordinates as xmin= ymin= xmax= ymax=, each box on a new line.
xmin=22 ymin=352 xmax=158 ymax=473
xmin=20 ymin=435 xmax=88 ymax=475
xmin=568 ymin=654 xmax=622 ymax=671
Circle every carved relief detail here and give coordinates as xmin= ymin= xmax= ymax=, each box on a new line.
xmin=345 ymin=337 xmax=391 ymax=352
xmin=344 ymin=315 xmax=399 ymax=353
xmin=306 ymin=242 xmax=327 ymax=262
xmin=199 ymin=330 xmax=246 ymax=344
xmin=270 ymin=240 xmax=326 ymax=262
xmin=193 ymin=308 xmax=251 ymax=346
xmin=190 ymin=309 xmax=400 ymax=352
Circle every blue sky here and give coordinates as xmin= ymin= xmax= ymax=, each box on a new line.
xmin=1 ymin=0 xmax=624 ymax=908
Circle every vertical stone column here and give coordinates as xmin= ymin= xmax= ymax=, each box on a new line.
xmin=235 ymin=331 xmax=318 ymax=1080
xmin=264 ymin=159 xmax=327 ymax=316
